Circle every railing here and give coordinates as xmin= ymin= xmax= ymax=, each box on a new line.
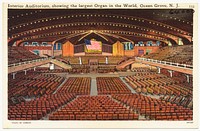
xmin=8 ymin=57 xmax=51 ymax=68
xmin=135 ymin=57 xmax=193 ymax=69
xmin=52 ymin=59 xmax=69 ymax=66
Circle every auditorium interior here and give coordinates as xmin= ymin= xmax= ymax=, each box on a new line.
xmin=7 ymin=9 xmax=194 ymax=121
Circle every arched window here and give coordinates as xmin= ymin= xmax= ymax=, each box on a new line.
xmin=32 ymin=42 xmax=38 ymax=46
xmin=156 ymin=41 xmax=160 ymax=46
xmin=33 ymin=50 xmax=39 ymax=55
xmin=23 ymin=42 xmax=29 ymax=46
xmin=42 ymin=42 xmax=47 ymax=46
xmin=58 ymin=43 xmax=62 ymax=50
xmin=53 ymin=44 xmax=57 ymax=50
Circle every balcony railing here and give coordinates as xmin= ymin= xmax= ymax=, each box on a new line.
xmin=8 ymin=57 xmax=51 ymax=68
xmin=135 ymin=57 xmax=193 ymax=69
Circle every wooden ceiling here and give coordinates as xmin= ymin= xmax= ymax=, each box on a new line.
xmin=8 ymin=9 xmax=193 ymax=45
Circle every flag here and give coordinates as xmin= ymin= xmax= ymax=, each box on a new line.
xmin=85 ymin=40 xmax=101 ymax=50
xmin=84 ymin=39 xmax=91 ymax=45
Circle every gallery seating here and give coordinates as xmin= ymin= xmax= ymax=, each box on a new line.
xmin=8 ymin=46 xmax=41 ymax=65
xmin=143 ymin=45 xmax=193 ymax=65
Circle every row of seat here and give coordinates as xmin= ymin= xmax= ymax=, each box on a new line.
xmin=124 ymin=73 xmax=191 ymax=97
xmin=160 ymin=95 xmax=193 ymax=109
xmin=61 ymin=56 xmax=125 ymax=65
xmin=49 ymin=96 xmax=139 ymax=120
xmin=35 ymin=65 xmax=116 ymax=74
xmin=57 ymin=77 xmax=91 ymax=95
xmin=8 ymin=72 xmax=65 ymax=104
xmin=98 ymin=66 xmax=116 ymax=73
xmin=131 ymin=67 xmax=154 ymax=72
xmin=8 ymin=93 xmax=76 ymax=120
xmin=8 ymin=46 xmax=41 ymax=64
xmin=35 ymin=68 xmax=68 ymax=73
xmin=125 ymin=73 xmax=167 ymax=81
xmin=96 ymin=77 xmax=132 ymax=94
xmin=143 ymin=45 xmax=193 ymax=65
xmin=112 ymin=94 xmax=193 ymax=121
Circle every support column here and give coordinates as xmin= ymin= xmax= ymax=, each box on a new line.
xmin=178 ymin=38 xmax=183 ymax=45
xmin=79 ymin=57 xmax=82 ymax=65
xmin=12 ymin=73 xmax=16 ymax=79
xmin=157 ymin=67 xmax=161 ymax=74
xmin=127 ymin=65 xmax=131 ymax=71
xmin=168 ymin=40 xmax=172 ymax=46
xmin=50 ymin=63 xmax=55 ymax=70
xmin=168 ymin=70 xmax=173 ymax=77
xmin=185 ymin=75 xmax=190 ymax=83
xmin=24 ymin=70 xmax=27 ymax=75
xmin=52 ymin=42 xmax=55 ymax=57
xmin=105 ymin=56 xmax=108 ymax=64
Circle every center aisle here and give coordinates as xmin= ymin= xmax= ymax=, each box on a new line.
xmin=53 ymin=77 xmax=68 ymax=94
xmin=119 ymin=77 xmax=136 ymax=94
xmin=90 ymin=78 xmax=98 ymax=96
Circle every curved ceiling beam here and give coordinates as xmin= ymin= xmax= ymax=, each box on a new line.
xmin=98 ymin=31 xmax=168 ymax=44
xmin=51 ymin=31 xmax=90 ymax=45
xmin=93 ymin=31 xmax=108 ymax=41
xmin=9 ymin=13 xmax=192 ymax=35
xmin=97 ymin=32 xmax=134 ymax=43
xmin=9 ymin=22 xmax=185 ymax=43
xmin=16 ymin=29 xmax=168 ymax=44
xmin=78 ymin=31 xmax=93 ymax=41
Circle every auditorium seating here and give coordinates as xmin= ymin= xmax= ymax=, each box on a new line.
xmin=70 ymin=65 xmax=90 ymax=74
xmin=57 ymin=77 xmax=91 ymax=95
xmin=160 ymin=69 xmax=189 ymax=81
xmin=97 ymin=77 xmax=131 ymax=94
xmin=8 ymin=72 xmax=65 ymax=104
xmin=49 ymin=96 xmax=139 ymax=120
xmin=60 ymin=56 xmax=125 ymax=65
xmin=112 ymin=94 xmax=193 ymax=120
xmin=98 ymin=65 xmax=116 ymax=73
xmin=8 ymin=93 xmax=76 ymax=120
xmin=124 ymin=73 xmax=192 ymax=97
xmin=160 ymin=95 xmax=193 ymax=109
xmin=8 ymin=46 xmax=41 ymax=65
xmin=143 ymin=45 xmax=193 ymax=65
xmin=7 ymin=9 xmax=194 ymax=123
xmin=131 ymin=67 xmax=157 ymax=73
xmin=34 ymin=67 xmax=69 ymax=73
